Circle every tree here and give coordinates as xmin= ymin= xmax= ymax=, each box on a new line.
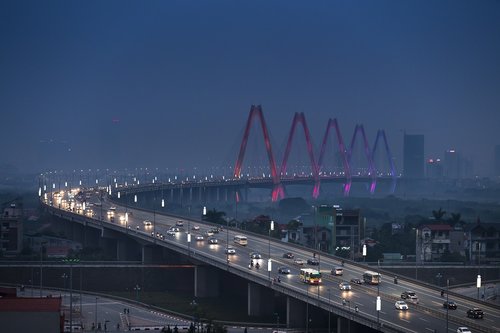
xmin=287 ymin=219 xmax=301 ymax=231
xmin=432 ymin=208 xmax=446 ymax=221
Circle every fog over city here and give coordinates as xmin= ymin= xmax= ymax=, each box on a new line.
xmin=1 ymin=1 xmax=499 ymax=176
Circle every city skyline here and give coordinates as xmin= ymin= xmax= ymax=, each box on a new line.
xmin=1 ymin=1 xmax=499 ymax=176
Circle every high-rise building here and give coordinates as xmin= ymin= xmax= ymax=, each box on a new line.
xmin=403 ymin=134 xmax=424 ymax=178
xmin=444 ymin=149 xmax=460 ymax=179
xmin=494 ymin=145 xmax=500 ymax=177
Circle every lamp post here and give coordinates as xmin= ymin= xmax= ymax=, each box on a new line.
xmin=362 ymin=244 xmax=367 ymax=262
xmin=327 ymin=288 xmax=331 ymax=333
xmin=477 ymin=275 xmax=481 ymax=300
xmin=415 ymin=228 xmax=419 ymax=280
xmin=446 ymin=278 xmax=450 ymax=333
xmin=62 ymin=258 xmax=79 ymax=333
xmin=268 ymin=220 xmax=274 ymax=280
xmin=376 ymin=259 xmax=381 ymax=327
xmin=134 ymin=284 xmax=141 ymax=302
xmin=39 ymin=240 xmax=47 ymax=297
xmin=94 ymin=297 xmax=98 ymax=333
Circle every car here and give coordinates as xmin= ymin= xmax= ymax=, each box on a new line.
xmin=466 ymin=308 xmax=484 ymax=319
xmin=250 ymin=252 xmax=262 ymax=259
xmin=456 ymin=327 xmax=472 ymax=333
xmin=208 ymin=237 xmax=218 ymax=244
xmin=406 ymin=295 xmax=419 ymax=304
xmin=192 ymin=225 xmax=200 ymax=231
xmin=205 ymin=230 xmax=214 ymax=236
xmin=294 ymin=258 xmax=305 ymax=265
xmin=195 ymin=235 xmax=204 ymax=241
xmin=225 ymin=247 xmax=236 ymax=254
xmin=339 ymin=282 xmax=351 ymax=291
xmin=307 ymin=258 xmax=319 ymax=266
xmin=109 ymin=206 xmax=116 ymax=211
xmin=332 ymin=267 xmax=343 ymax=276
xmin=176 ymin=220 xmax=184 ymax=227
xmin=170 ymin=227 xmax=180 ymax=232
xmin=143 ymin=220 xmax=152 ymax=226
xmin=395 ymin=301 xmax=409 ymax=310
xmin=278 ymin=267 xmax=291 ymax=274
xmin=283 ymin=252 xmax=294 ymax=259
xmin=350 ymin=278 xmax=362 ymax=284
xmin=166 ymin=230 xmax=176 ymax=236
xmin=210 ymin=228 xmax=219 ymax=234
xmin=401 ymin=291 xmax=417 ymax=300
xmin=443 ymin=301 xmax=457 ymax=310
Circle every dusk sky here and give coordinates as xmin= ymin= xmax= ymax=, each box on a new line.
xmin=1 ymin=1 xmax=499 ymax=176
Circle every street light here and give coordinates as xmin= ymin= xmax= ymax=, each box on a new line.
xmin=376 ymin=259 xmax=381 ymax=327
xmin=94 ymin=297 xmax=98 ymax=333
xmin=134 ymin=284 xmax=141 ymax=302
xmin=477 ymin=275 xmax=481 ymax=299
xmin=327 ymin=288 xmax=331 ymax=333
xmin=39 ymin=240 xmax=47 ymax=297
xmin=62 ymin=258 xmax=79 ymax=333
xmin=362 ymin=244 xmax=367 ymax=262
xmin=415 ymin=228 xmax=419 ymax=280
xmin=268 ymin=220 xmax=274 ymax=280
xmin=446 ymin=278 xmax=450 ymax=333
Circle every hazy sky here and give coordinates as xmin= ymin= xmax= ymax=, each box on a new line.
xmin=1 ymin=0 xmax=499 ymax=176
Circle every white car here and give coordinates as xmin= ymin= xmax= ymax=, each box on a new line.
xmin=395 ymin=301 xmax=408 ymax=310
xmin=195 ymin=235 xmax=204 ymax=241
xmin=339 ymin=282 xmax=351 ymax=291
xmin=170 ymin=227 xmax=180 ymax=232
xmin=205 ymin=230 xmax=214 ymax=236
xmin=225 ymin=247 xmax=236 ymax=254
xmin=456 ymin=327 xmax=472 ymax=333
xmin=166 ymin=230 xmax=176 ymax=236
xmin=208 ymin=237 xmax=218 ymax=244
xmin=176 ymin=220 xmax=184 ymax=227
xmin=192 ymin=225 xmax=200 ymax=231
xmin=143 ymin=220 xmax=152 ymax=226
xmin=294 ymin=258 xmax=305 ymax=265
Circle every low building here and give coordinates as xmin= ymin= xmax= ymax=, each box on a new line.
xmin=418 ymin=224 xmax=453 ymax=261
xmin=0 ymin=287 xmax=64 ymax=333
xmin=464 ymin=221 xmax=500 ymax=264
xmin=0 ymin=203 xmax=23 ymax=255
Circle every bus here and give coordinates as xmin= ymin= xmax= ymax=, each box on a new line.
xmin=233 ymin=235 xmax=248 ymax=246
xmin=363 ymin=270 xmax=381 ymax=285
xmin=299 ymin=268 xmax=322 ymax=285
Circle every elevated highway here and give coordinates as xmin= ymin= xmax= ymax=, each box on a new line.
xmin=42 ymin=191 xmax=500 ymax=333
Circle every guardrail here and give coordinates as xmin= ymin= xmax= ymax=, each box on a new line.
xmin=44 ymin=201 xmax=498 ymax=333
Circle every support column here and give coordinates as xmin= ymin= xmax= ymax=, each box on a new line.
xmin=248 ymin=282 xmax=275 ymax=317
xmin=194 ymin=266 xmax=220 ymax=297
xmin=142 ymin=245 xmax=153 ymax=264
xmin=286 ymin=296 xmax=306 ymax=328
xmin=116 ymin=238 xmax=127 ymax=261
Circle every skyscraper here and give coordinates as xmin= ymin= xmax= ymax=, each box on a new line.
xmin=403 ymin=134 xmax=424 ymax=178
xmin=444 ymin=149 xmax=460 ymax=179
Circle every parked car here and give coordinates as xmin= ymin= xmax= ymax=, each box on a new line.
xmin=395 ymin=301 xmax=409 ymax=310
xmin=350 ymin=278 xmax=362 ymax=284
xmin=443 ymin=301 xmax=457 ymax=310
xmin=283 ymin=252 xmax=294 ymax=259
xmin=466 ymin=308 xmax=484 ymax=319
xmin=339 ymin=282 xmax=351 ymax=291
xmin=278 ymin=267 xmax=291 ymax=274
xmin=307 ymin=258 xmax=319 ymax=266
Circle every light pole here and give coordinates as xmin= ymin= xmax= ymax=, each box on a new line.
xmin=376 ymin=259 xmax=381 ymax=327
xmin=62 ymin=273 xmax=68 ymax=295
xmin=63 ymin=258 xmax=79 ymax=333
xmin=134 ymin=284 xmax=141 ymax=302
xmin=362 ymin=244 xmax=367 ymax=262
xmin=39 ymin=240 xmax=47 ymax=297
xmin=94 ymin=297 xmax=98 ymax=333
xmin=477 ymin=274 xmax=481 ymax=300
xmin=327 ymin=288 xmax=331 ymax=333
xmin=446 ymin=278 xmax=450 ymax=333
xmin=415 ymin=228 xmax=419 ymax=280
xmin=268 ymin=220 xmax=274 ymax=280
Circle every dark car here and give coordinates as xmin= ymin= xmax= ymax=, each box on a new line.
xmin=443 ymin=301 xmax=457 ymax=310
xmin=401 ymin=291 xmax=417 ymax=299
xmin=250 ymin=252 xmax=262 ymax=259
xmin=283 ymin=252 xmax=294 ymax=259
xmin=466 ymin=308 xmax=484 ymax=319
xmin=307 ymin=258 xmax=319 ymax=266
xmin=350 ymin=278 xmax=362 ymax=284
xmin=278 ymin=266 xmax=291 ymax=274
